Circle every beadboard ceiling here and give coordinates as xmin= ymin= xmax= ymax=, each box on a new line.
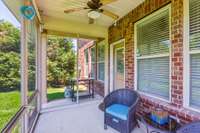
xmin=36 ymin=0 xmax=144 ymax=27
xmin=2 ymin=0 xmax=144 ymax=39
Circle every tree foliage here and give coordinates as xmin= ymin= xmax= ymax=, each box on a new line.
xmin=0 ymin=20 xmax=76 ymax=91
xmin=0 ymin=20 xmax=20 ymax=53
xmin=0 ymin=20 xmax=20 ymax=91
xmin=0 ymin=52 xmax=20 ymax=91
xmin=47 ymin=36 xmax=76 ymax=86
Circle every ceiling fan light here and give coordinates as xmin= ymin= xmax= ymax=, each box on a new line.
xmin=88 ymin=10 xmax=101 ymax=19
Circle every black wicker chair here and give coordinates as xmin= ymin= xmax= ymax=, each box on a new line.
xmin=104 ymin=89 xmax=140 ymax=133
xmin=176 ymin=121 xmax=200 ymax=133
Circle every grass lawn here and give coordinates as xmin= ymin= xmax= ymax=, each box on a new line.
xmin=0 ymin=91 xmax=20 ymax=131
xmin=47 ymin=87 xmax=65 ymax=102
xmin=47 ymin=85 xmax=88 ymax=102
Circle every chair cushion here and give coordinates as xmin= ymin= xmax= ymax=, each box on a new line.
xmin=106 ymin=104 xmax=129 ymax=120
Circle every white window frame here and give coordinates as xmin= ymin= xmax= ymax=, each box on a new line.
xmin=134 ymin=4 xmax=172 ymax=102
xmin=97 ymin=42 xmax=105 ymax=82
xmin=183 ymin=0 xmax=200 ymax=112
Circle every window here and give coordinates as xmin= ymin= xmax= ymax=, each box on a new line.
xmin=135 ymin=5 xmax=171 ymax=100
xmin=90 ymin=46 xmax=96 ymax=78
xmin=97 ymin=43 xmax=105 ymax=81
xmin=187 ymin=0 xmax=200 ymax=109
xmin=84 ymin=49 xmax=89 ymax=77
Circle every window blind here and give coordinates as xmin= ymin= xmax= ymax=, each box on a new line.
xmin=136 ymin=6 xmax=170 ymax=100
xmin=190 ymin=0 xmax=200 ymax=50
xmin=97 ymin=44 xmax=105 ymax=81
xmin=91 ymin=47 xmax=96 ymax=78
xmin=137 ymin=57 xmax=169 ymax=99
xmin=98 ymin=63 xmax=105 ymax=81
xmin=91 ymin=47 xmax=96 ymax=63
xmin=190 ymin=54 xmax=200 ymax=107
xmin=137 ymin=10 xmax=170 ymax=56
xmin=97 ymin=44 xmax=105 ymax=62
xmin=189 ymin=0 xmax=200 ymax=108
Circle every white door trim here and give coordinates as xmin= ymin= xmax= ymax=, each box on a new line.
xmin=109 ymin=39 xmax=125 ymax=92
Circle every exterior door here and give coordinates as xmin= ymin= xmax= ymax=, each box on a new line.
xmin=113 ymin=45 xmax=125 ymax=90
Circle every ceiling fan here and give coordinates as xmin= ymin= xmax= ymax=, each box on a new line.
xmin=64 ymin=0 xmax=119 ymax=24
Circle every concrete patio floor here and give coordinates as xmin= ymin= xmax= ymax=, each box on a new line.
xmin=34 ymin=96 xmax=146 ymax=133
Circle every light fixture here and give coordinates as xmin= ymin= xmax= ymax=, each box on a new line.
xmin=87 ymin=10 xmax=101 ymax=19
xmin=114 ymin=20 xmax=117 ymax=26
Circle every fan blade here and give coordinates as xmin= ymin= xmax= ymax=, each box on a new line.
xmin=89 ymin=18 xmax=95 ymax=24
xmin=102 ymin=9 xmax=119 ymax=20
xmin=100 ymin=0 xmax=117 ymax=5
xmin=64 ymin=7 xmax=88 ymax=13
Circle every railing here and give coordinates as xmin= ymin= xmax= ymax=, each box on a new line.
xmin=1 ymin=91 xmax=39 ymax=133
xmin=27 ymin=90 xmax=39 ymax=133
xmin=1 ymin=107 xmax=26 ymax=133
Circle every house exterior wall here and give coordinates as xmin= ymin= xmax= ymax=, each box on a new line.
xmin=108 ymin=0 xmax=200 ymax=124
xmin=78 ymin=40 xmax=93 ymax=79
xmin=78 ymin=39 xmax=104 ymax=96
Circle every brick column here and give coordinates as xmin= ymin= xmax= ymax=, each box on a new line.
xmin=125 ymin=24 xmax=134 ymax=89
xmin=171 ymin=0 xmax=184 ymax=108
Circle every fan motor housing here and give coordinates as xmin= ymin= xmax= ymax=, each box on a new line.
xmin=87 ymin=1 xmax=102 ymax=10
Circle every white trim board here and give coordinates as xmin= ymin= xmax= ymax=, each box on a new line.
xmin=183 ymin=0 xmax=190 ymax=109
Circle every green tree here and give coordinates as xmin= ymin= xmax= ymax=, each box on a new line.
xmin=0 ymin=51 xmax=20 ymax=91
xmin=0 ymin=21 xmax=20 ymax=91
xmin=47 ymin=36 xmax=75 ymax=86
xmin=0 ymin=20 xmax=76 ymax=90
xmin=0 ymin=52 xmax=20 ymax=91
xmin=0 ymin=20 xmax=20 ymax=53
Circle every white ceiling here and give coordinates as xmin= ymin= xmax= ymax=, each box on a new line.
xmin=3 ymin=0 xmax=144 ymax=39
xmin=2 ymin=0 xmax=23 ymax=21
xmin=36 ymin=0 xmax=144 ymax=27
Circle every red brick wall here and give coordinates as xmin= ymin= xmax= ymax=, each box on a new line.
xmin=108 ymin=0 xmax=200 ymax=124
xmin=78 ymin=40 xmax=104 ymax=96
xmin=78 ymin=40 xmax=94 ymax=79
xmin=171 ymin=0 xmax=184 ymax=108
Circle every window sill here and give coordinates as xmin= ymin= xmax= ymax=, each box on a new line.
xmin=138 ymin=92 xmax=200 ymax=122
xmin=183 ymin=105 xmax=200 ymax=114
xmin=138 ymin=91 xmax=171 ymax=104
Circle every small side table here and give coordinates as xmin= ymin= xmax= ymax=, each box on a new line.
xmin=137 ymin=113 xmax=181 ymax=133
xmin=70 ymin=78 xmax=95 ymax=101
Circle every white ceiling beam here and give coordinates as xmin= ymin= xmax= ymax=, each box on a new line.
xmin=43 ymin=16 xmax=108 ymax=39
xmin=32 ymin=0 xmax=43 ymax=24
xmin=46 ymin=30 xmax=105 ymax=41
